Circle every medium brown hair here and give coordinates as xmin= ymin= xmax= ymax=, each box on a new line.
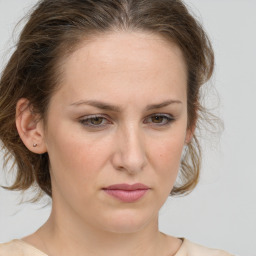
xmin=0 ymin=0 xmax=214 ymax=199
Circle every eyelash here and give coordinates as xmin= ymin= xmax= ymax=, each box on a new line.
xmin=79 ymin=113 xmax=174 ymax=129
xmin=144 ymin=114 xmax=174 ymax=126
xmin=79 ymin=115 xmax=111 ymax=128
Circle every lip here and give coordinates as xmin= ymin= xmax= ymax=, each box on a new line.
xmin=103 ymin=183 xmax=149 ymax=203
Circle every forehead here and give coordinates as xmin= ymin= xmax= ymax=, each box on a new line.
xmin=66 ymin=31 xmax=186 ymax=75
xmin=55 ymin=31 xmax=187 ymax=104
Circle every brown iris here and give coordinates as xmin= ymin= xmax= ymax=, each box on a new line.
xmin=90 ymin=117 xmax=104 ymax=125
xmin=151 ymin=116 xmax=164 ymax=123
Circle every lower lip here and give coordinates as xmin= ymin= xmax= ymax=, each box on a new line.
xmin=103 ymin=189 xmax=148 ymax=203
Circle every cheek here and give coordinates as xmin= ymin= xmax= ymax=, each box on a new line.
xmin=45 ymin=125 xmax=111 ymax=190
xmin=148 ymin=134 xmax=185 ymax=188
xmin=153 ymin=138 xmax=184 ymax=168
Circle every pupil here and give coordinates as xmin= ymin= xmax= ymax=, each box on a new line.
xmin=91 ymin=117 xmax=102 ymax=125
xmin=153 ymin=116 xmax=163 ymax=123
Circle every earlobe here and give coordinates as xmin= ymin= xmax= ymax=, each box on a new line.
xmin=16 ymin=98 xmax=47 ymax=154
xmin=185 ymin=131 xmax=192 ymax=144
xmin=185 ymin=126 xmax=195 ymax=144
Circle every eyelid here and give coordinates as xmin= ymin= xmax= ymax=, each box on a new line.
xmin=78 ymin=113 xmax=175 ymax=129
xmin=143 ymin=113 xmax=175 ymax=126
xmin=79 ymin=114 xmax=112 ymax=128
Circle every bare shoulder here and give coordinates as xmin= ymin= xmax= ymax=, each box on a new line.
xmin=0 ymin=240 xmax=19 ymax=256
xmin=0 ymin=240 xmax=47 ymax=256
xmin=0 ymin=240 xmax=21 ymax=256
xmin=175 ymin=239 xmax=234 ymax=256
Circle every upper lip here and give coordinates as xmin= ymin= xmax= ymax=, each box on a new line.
xmin=103 ymin=183 xmax=149 ymax=191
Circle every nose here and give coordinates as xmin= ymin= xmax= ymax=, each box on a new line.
xmin=111 ymin=125 xmax=147 ymax=174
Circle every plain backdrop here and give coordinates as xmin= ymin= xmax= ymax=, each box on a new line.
xmin=0 ymin=1 xmax=255 ymax=255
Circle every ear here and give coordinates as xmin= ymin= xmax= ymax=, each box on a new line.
xmin=185 ymin=125 xmax=196 ymax=144
xmin=16 ymin=98 xmax=47 ymax=154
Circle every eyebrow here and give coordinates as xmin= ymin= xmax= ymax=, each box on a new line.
xmin=70 ymin=99 xmax=182 ymax=112
xmin=70 ymin=100 xmax=121 ymax=112
xmin=145 ymin=99 xmax=182 ymax=111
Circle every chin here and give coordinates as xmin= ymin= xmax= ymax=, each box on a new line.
xmin=99 ymin=208 xmax=157 ymax=234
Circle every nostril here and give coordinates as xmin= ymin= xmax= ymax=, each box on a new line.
xmin=111 ymin=127 xmax=147 ymax=173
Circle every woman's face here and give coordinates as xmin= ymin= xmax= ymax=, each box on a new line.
xmin=42 ymin=31 xmax=189 ymax=233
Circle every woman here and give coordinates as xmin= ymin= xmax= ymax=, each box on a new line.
xmin=0 ymin=0 xmax=233 ymax=255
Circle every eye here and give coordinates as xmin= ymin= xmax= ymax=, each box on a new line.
xmin=144 ymin=114 xmax=174 ymax=126
xmin=79 ymin=115 xmax=111 ymax=128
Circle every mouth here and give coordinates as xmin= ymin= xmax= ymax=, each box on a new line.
xmin=102 ymin=183 xmax=150 ymax=203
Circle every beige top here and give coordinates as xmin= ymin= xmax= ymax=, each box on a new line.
xmin=0 ymin=239 xmax=234 ymax=256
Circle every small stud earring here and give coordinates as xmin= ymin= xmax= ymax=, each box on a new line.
xmin=33 ymin=143 xmax=38 ymax=147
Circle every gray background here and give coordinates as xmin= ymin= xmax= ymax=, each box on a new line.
xmin=0 ymin=1 xmax=255 ymax=255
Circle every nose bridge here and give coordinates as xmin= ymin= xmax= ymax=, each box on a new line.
xmin=115 ymin=122 xmax=146 ymax=173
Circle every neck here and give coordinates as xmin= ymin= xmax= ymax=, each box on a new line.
xmin=39 ymin=210 xmax=165 ymax=256
xmin=25 ymin=198 xmax=181 ymax=256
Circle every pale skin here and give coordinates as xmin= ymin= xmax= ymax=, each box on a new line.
xmin=16 ymin=31 xmax=193 ymax=256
